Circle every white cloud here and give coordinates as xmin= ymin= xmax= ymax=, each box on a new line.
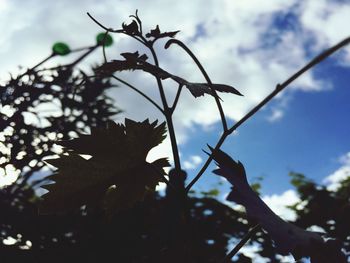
xmin=1 ymin=0 xmax=350 ymax=166
xmin=262 ymin=189 xmax=300 ymax=221
xmin=323 ymin=152 xmax=350 ymax=191
xmin=183 ymin=155 xmax=203 ymax=170
xmin=299 ymin=0 xmax=350 ymax=60
xmin=267 ymin=108 xmax=284 ymax=122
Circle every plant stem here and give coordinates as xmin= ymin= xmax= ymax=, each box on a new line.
xmin=186 ymin=35 xmax=350 ymax=192
xmin=220 ymin=224 xmax=260 ymax=263
xmin=165 ymin=112 xmax=182 ymax=172
xmin=185 ymin=131 xmax=228 ymax=192
xmin=165 ymin=39 xmax=228 ymax=132
xmin=148 ymin=44 xmax=182 ymax=172
xmin=69 ymin=45 xmax=99 ymax=67
xmin=87 ymin=12 xmax=182 ymax=172
xmin=170 ymin=84 xmax=183 ymax=113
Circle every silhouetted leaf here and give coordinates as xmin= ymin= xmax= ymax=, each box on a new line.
xmin=120 ymin=51 xmax=144 ymax=61
xmin=145 ymin=25 xmax=180 ymax=40
xmin=98 ymin=55 xmax=242 ymax=98
xmin=40 ymin=119 xmax=169 ymax=215
xmin=103 ymin=158 xmax=169 ymax=213
xmin=186 ymin=82 xmax=242 ymax=98
xmin=97 ymin=51 xmax=150 ymax=74
xmin=122 ymin=20 xmax=139 ymax=35
xmin=208 ymin=147 xmax=347 ymax=262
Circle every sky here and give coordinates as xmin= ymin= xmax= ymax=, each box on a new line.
xmin=1 ymin=0 xmax=350 ymax=228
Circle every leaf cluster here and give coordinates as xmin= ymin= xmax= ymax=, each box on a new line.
xmin=0 ymin=65 xmax=119 ymax=183
xmin=41 ymin=119 xmax=169 ymax=215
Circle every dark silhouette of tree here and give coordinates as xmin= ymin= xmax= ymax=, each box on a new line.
xmin=1 ymin=170 xmax=349 ymax=262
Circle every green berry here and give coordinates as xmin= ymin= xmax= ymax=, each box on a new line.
xmin=52 ymin=42 xmax=71 ymax=56
xmin=96 ymin=33 xmax=113 ymax=47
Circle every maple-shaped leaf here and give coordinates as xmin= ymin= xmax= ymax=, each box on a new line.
xmin=120 ymin=51 xmax=148 ymax=62
xmin=103 ymin=158 xmax=169 ymax=213
xmin=96 ymin=52 xmax=140 ymax=74
xmin=40 ymin=119 xmax=169 ymax=215
xmin=171 ymin=75 xmax=242 ymax=98
xmin=145 ymin=25 xmax=180 ymax=40
xmin=208 ymin=146 xmax=347 ymax=262
xmin=97 ymin=55 xmax=242 ymax=99
xmin=96 ymin=51 xmax=152 ymax=75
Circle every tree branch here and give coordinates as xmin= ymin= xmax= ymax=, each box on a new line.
xmin=186 ymin=35 xmax=350 ymax=192
xmin=220 ymin=224 xmax=261 ymax=263
xmin=165 ymin=39 xmax=228 ymax=132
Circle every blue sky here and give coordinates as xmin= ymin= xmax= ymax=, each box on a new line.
xmin=1 ymin=0 xmax=350 ymax=205
xmin=190 ymin=61 xmax=350 ymax=195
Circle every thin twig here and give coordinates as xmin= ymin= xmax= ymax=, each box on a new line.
xmin=148 ymin=45 xmax=170 ymax=109
xmin=110 ymin=74 xmax=165 ymax=114
xmin=87 ymin=12 xmax=146 ymax=46
xmin=227 ymin=36 xmax=350 ymax=136
xmin=170 ymin=84 xmax=183 ymax=113
xmin=69 ymin=45 xmax=98 ymax=68
xmin=87 ymin=12 xmax=117 ymax=32
xmin=17 ymin=54 xmax=55 ymax=79
xmin=101 ymin=30 xmax=110 ymax=63
xmin=130 ymin=10 xmax=143 ymax=35
xmin=185 ymin=35 xmax=350 ymax=192
xmin=30 ymin=54 xmax=55 ymax=71
xmin=220 ymin=224 xmax=260 ymax=263
xmin=185 ymin=133 xmax=227 ymax=192
xmin=165 ymin=39 xmax=228 ymax=132
xmin=70 ymin=45 xmax=96 ymax=52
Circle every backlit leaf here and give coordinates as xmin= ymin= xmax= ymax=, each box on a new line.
xmin=209 ymin=147 xmax=346 ymax=262
xmin=97 ymin=54 xmax=242 ymax=98
xmin=40 ymin=119 xmax=169 ymax=215
xmin=145 ymin=25 xmax=180 ymax=40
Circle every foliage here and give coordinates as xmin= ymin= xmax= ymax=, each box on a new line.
xmin=210 ymin=148 xmax=347 ymax=262
xmin=41 ymin=119 xmax=169 ymax=214
xmin=1 ymin=10 xmax=350 ymax=263
xmin=0 ymin=35 xmax=119 ymax=186
xmin=1 ymin=171 xmax=350 ymax=262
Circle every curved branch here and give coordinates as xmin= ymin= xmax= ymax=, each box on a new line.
xmin=186 ymin=35 xmax=350 ymax=192
xmin=87 ymin=12 xmax=121 ymax=32
xmin=170 ymin=84 xmax=183 ymax=114
xmin=165 ymin=39 xmax=228 ymax=132
xmin=185 ymin=133 xmax=228 ymax=192
xmin=87 ymin=12 xmax=146 ymax=46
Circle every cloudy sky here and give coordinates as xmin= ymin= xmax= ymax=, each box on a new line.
xmin=1 ymin=0 xmax=350 ymax=219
